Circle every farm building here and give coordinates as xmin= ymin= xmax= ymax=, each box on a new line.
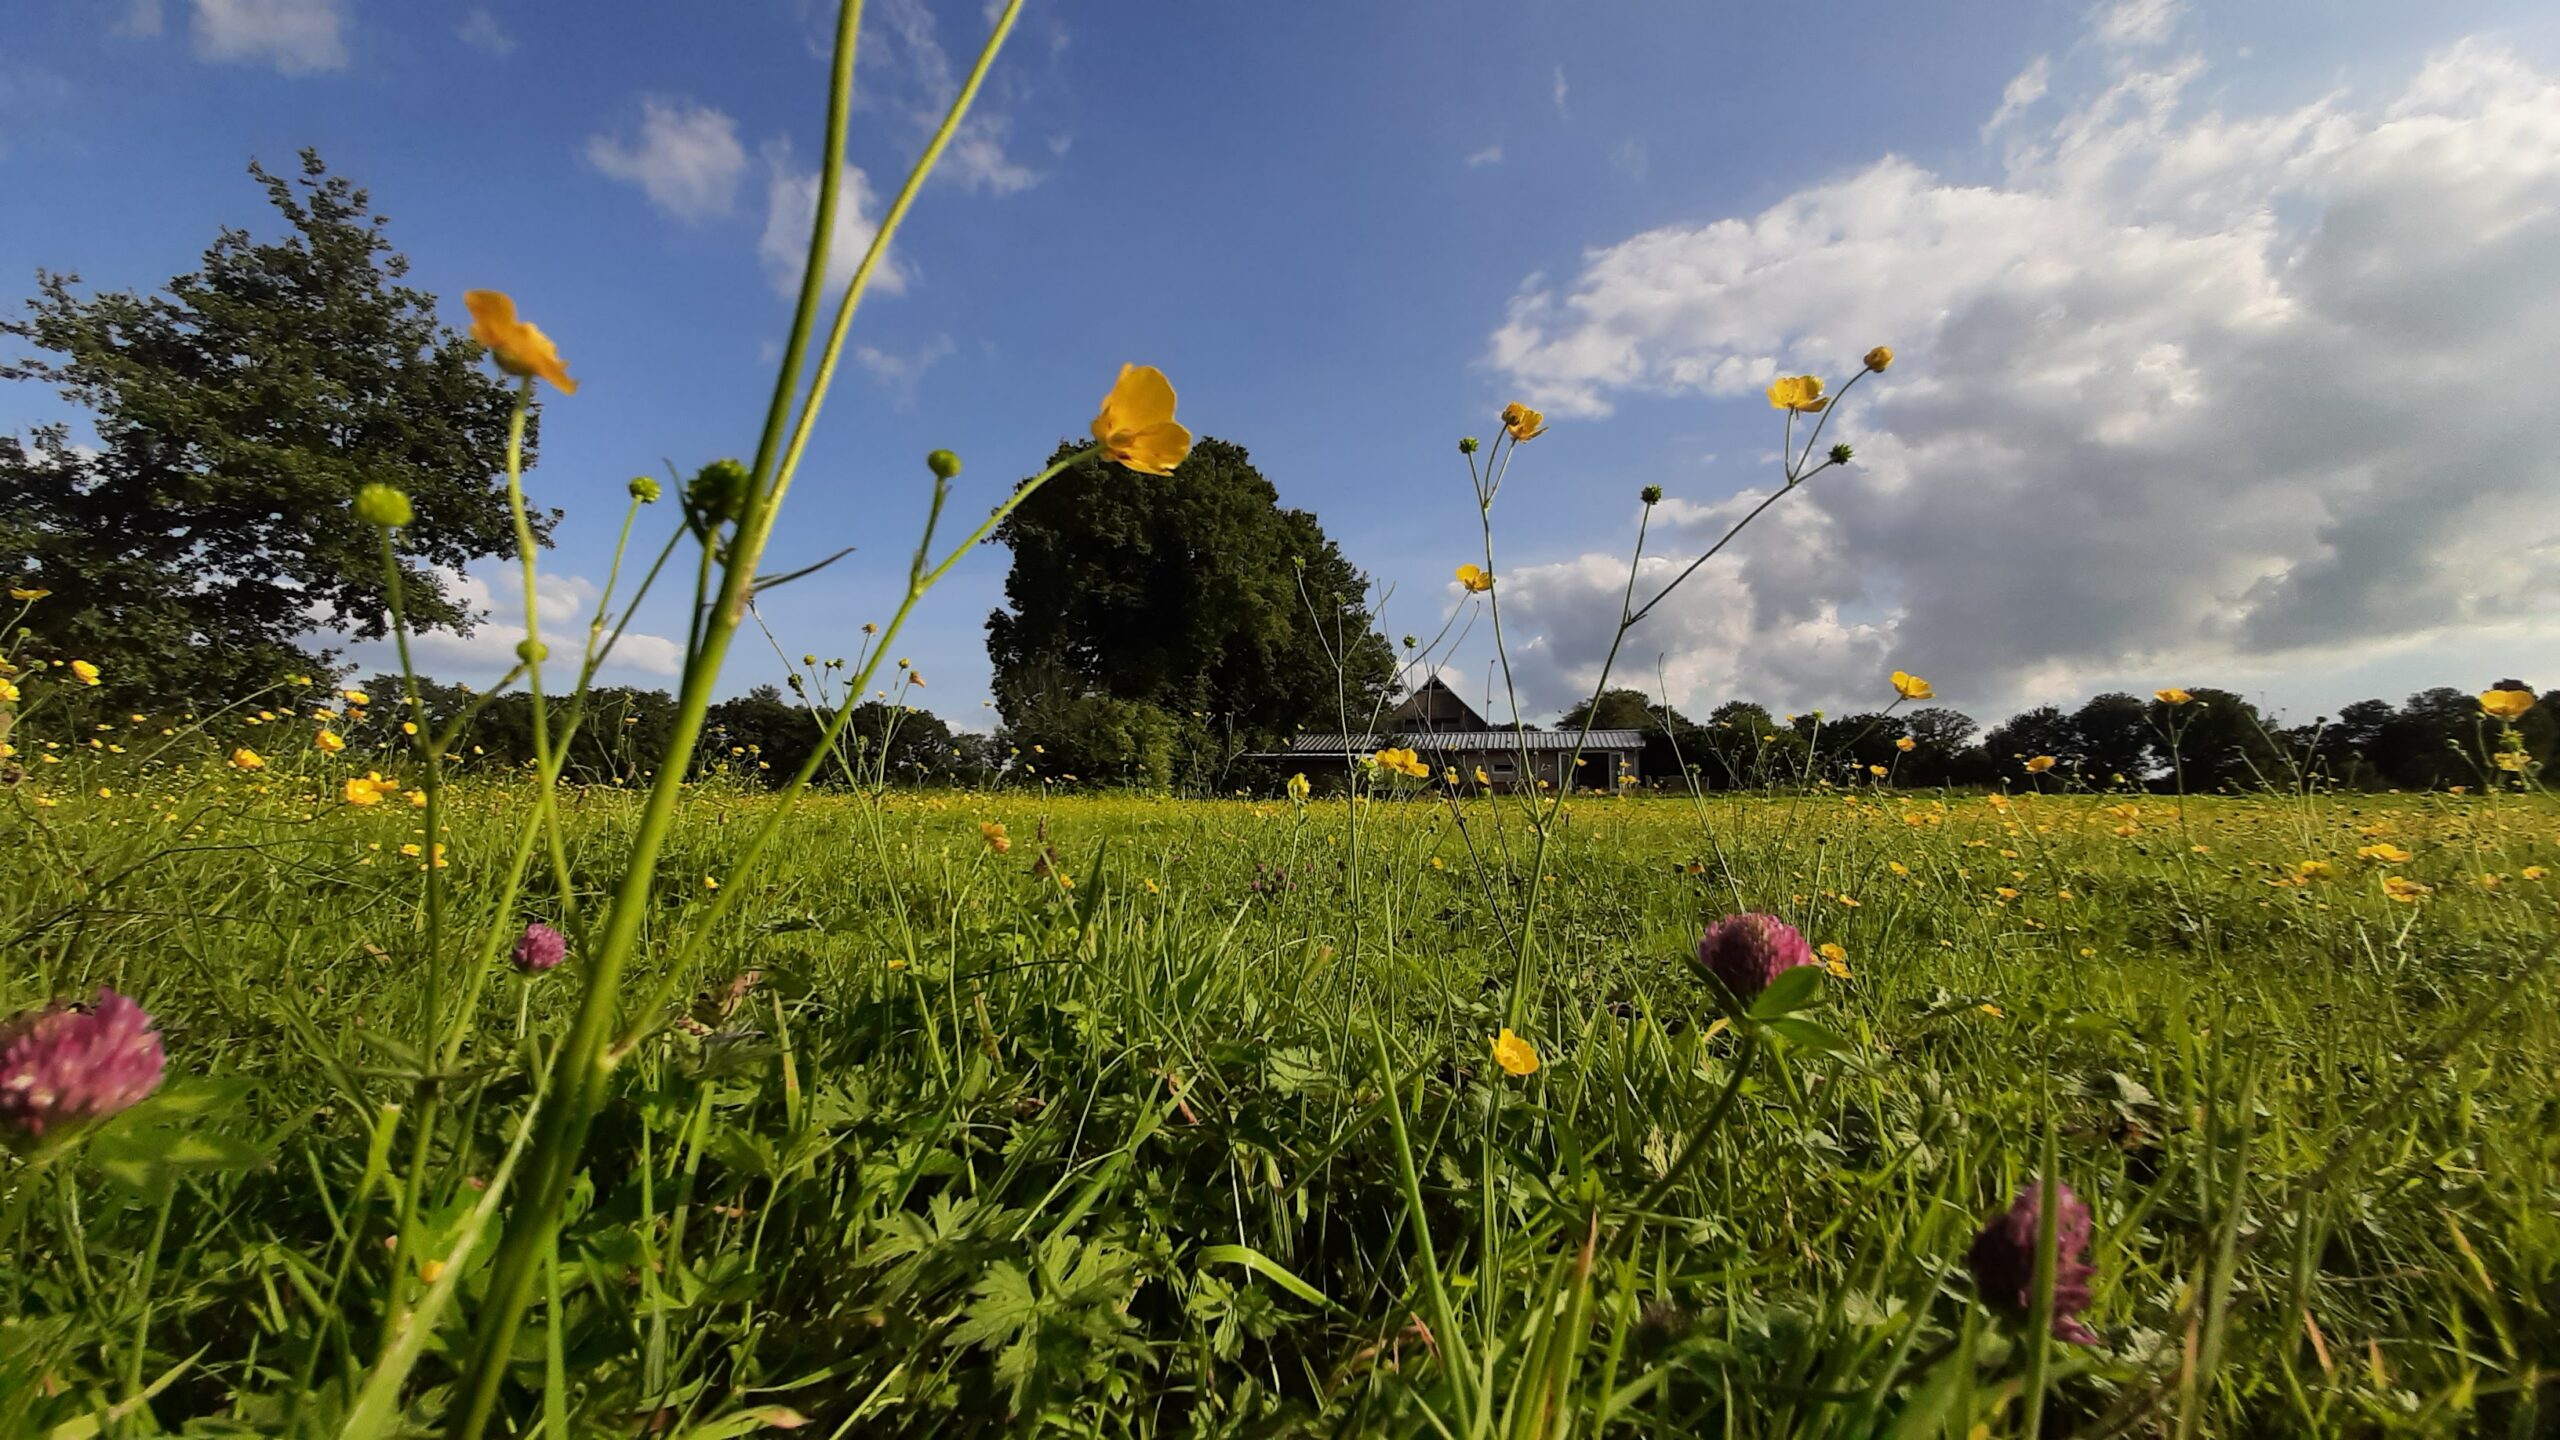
xmin=1263 ymin=677 xmax=1641 ymax=793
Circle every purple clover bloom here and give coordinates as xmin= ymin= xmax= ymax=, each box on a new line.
xmin=0 ymin=987 xmax=166 ymax=1144
xmin=1691 ymin=913 xmax=1817 ymax=1002
xmin=512 ymin=921 xmax=568 ymax=974
xmin=1967 ymin=1180 xmax=2101 ymax=1345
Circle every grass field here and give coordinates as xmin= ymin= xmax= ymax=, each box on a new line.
xmin=5 ymin=763 xmax=2556 ymax=1437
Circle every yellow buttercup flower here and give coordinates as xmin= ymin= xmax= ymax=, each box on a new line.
xmin=8 ymin=587 xmax=49 ymax=602
xmin=69 ymin=660 xmax=101 ymax=686
xmin=2024 ymin=755 xmax=2057 ymax=774
xmin=980 ymin=820 xmax=1011 ymax=854
xmin=343 ymin=689 xmax=370 ymax=706
xmin=1500 ymin=402 xmax=1546 ymax=441
xmin=1285 ymin=772 xmax=1311 ymax=803
xmin=315 ymin=729 xmax=346 ymax=753
xmin=464 ymin=290 xmax=577 ymax=394
xmin=1091 ymin=364 xmax=1192 ymax=475
xmin=1455 ymin=563 xmax=1494 ymax=593
xmin=1474 ymin=766 xmax=1491 ymax=785
xmin=2381 ymin=875 xmax=2429 ymax=904
xmin=1868 ymin=764 xmax=1887 ymax=777
xmin=1491 ymin=1028 xmax=1540 ymax=1077
xmin=1863 ymin=345 xmax=1894 ymax=373
xmin=0 ymin=678 xmax=17 ymax=704
xmin=229 ymin=748 xmax=265 ymax=771
xmin=2154 ymin=688 xmax=2192 ymax=706
xmin=2356 ymin=843 xmax=2412 ymax=863
xmin=1895 ymin=736 xmax=1916 ymax=752
xmin=1890 ymin=669 xmax=1932 ymax=701
xmin=343 ymin=772 xmax=393 ymax=806
xmin=1766 ymin=375 xmax=1828 ymax=412
xmin=2479 ymin=688 xmax=2534 ymax=721
xmin=2496 ymin=751 xmax=2529 ymax=773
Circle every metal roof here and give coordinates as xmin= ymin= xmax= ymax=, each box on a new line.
xmin=1274 ymin=730 xmax=1645 ymax=754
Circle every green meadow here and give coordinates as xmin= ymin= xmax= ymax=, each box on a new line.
xmin=6 ymin=772 xmax=2554 ymax=1435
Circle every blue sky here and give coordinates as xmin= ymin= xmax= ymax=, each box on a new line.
xmin=6 ymin=0 xmax=2559 ymax=730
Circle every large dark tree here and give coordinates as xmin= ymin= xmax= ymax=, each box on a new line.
xmin=0 ymin=150 xmax=544 ymax=706
xmin=2072 ymin=692 xmax=2154 ymax=784
xmin=987 ymin=436 xmax=1392 ymax=784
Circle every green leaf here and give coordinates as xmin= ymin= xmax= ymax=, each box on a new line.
xmin=1749 ymin=965 xmax=1825 ymax=1019
xmin=1763 ymin=1017 xmax=1854 ymax=1055
xmin=1198 ymin=1244 xmax=1337 ymax=1310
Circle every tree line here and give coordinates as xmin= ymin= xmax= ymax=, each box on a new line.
xmin=1559 ymin=682 xmax=2555 ymax=792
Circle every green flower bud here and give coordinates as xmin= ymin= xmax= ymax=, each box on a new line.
xmin=1828 ymin=442 xmax=1854 ymax=465
xmin=926 ymin=449 xmax=962 ymax=480
xmin=353 ymin=483 xmax=413 ymax=528
xmin=516 ymin=639 xmax=548 ymax=664
xmin=1458 ymin=436 xmax=1480 ymax=454
xmin=687 ymin=459 xmax=750 ymax=523
xmin=1640 ymin=485 xmax=1664 ymax=505
xmin=628 ymin=476 xmax=662 ymax=503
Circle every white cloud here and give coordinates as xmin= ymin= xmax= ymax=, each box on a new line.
xmin=1984 ymin=55 xmax=2051 ymax=135
xmin=397 ymin=567 xmax=683 ymax=679
xmin=189 ymin=0 xmax=346 ymax=74
xmin=1482 ymin=37 xmax=2560 ymax=718
xmin=758 ymin=140 xmax=908 ymax=299
xmin=866 ymin=0 xmax=1046 ymax=194
xmin=114 ymin=0 xmax=164 ymax=38
xmin=456 ymin=8 xmax=514 ymax=57
xmin=1466 ymin=144 xmax=1505 ymax=168
xmin=1553 ymin=65 xmax=1569 ymax=116
xmin=1610 ymin=136 xmax=1650 ymax=181
xmin=854 ymin=333 xmax=956 ymax=404
xmin=587 ymin=98 xmax=748 ymax=222
xmin=2092 ymin=0 xmax=2181 ymax=49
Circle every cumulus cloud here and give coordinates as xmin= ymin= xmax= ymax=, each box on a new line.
xmin=189 ymin=0 xmax=346 ymax=74
xmin=758 ymin=140 xmax=908 ymax=299
xmin=587 ymin=98 xmax=749 ymax=222
xmin=1466 ymin=144 xmax=1506 ymax=169
xmin=1481 ymin=36 xmax=2560 ymax=718
xmin=396 ymin=567 xmax=683 ymax=679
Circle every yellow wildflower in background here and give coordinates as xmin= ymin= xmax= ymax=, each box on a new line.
xmin=2479 ymin=688 xmax=2534 ymax=721
xmin=1455 ymin=564 xmax=1494 ymax=593
xmin=0 ymin=678 xmax=17 ymax=704
xmin=1766 ymin=375 xmax=1828 ymax=412
xmin=1890 ymin=669 xmax=1932 ymax=701
xmin=2024 ymin=755 xmax=2057 ymax=774
xmin=344 ymin=690 xmax=370 ymax=706
xmin=1091 ymin=364 xmax=1192 ymax=475
xmin=69 ymin=660 xmax=101 ymax=686
xmin=1896 ymin=736 xmax=1916 ymax=752
xmin=229 ymin=748 xmax=264 ymax=771
xmin=2155 ymin=688 xmax=2192 ymax=705
xmin=343 ymin=772 xmax=393 ymax=806
xmin=1286 ymin=773 xmax=1311 ymax=803
xmin=1863 ymin=345 xmax=1895 ymax=372
xmin=464 ymin=290 xmax=577 ymax=393
xmin=2381 ymin=875 xmax=2429 ymax=904
xmin=1500 ymin=402 xmax=1546 ymax=441
xmin=980 ymin=821 xmax=1011 ymax=854
xmin=2357 ymin=843 xmax=2413 ymax=863
xmin=1491 ymin=1028 xmax=1540 ymax=1077
xmin=9 ymin=587 xmax=49 ymax=601
xmin=316 ymin=729 xmax=346 ymax=754
xmin=1818 ymin=942 xmax=1851 ymax=978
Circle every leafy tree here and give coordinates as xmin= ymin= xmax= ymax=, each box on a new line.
xmin=2071 ymin=692 xmax=2153 ymax=785
xmin=0 ymin=151 xmax=545 ymax=707
xmin=2150 ymin=687 xmax=2287 ymax=791
xmin=1558 ymin=686 xmax=1711 ymax=780
xmin=703 ymin=685 xmax=823 ymax=785
xmin=1982 ymin=704 xmax=2078 ymax=784
xmin=987 ymin=437 xmax=1392 ymax=785
xmin=845 ymin=700 xmax=967 ymax=785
